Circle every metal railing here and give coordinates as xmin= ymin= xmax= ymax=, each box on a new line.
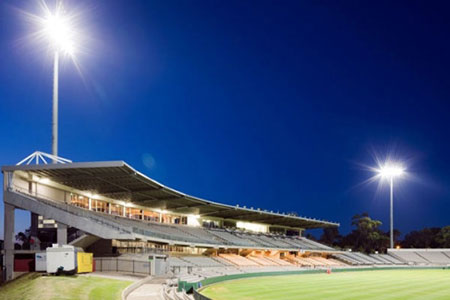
xmin=94 ymin=257 xmax=151 ymax=275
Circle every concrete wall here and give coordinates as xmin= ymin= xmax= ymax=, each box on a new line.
xmin=36 ymin=183 xmax=66 ymax=203
xmin=155 ymin=257 xmax=168 ymax=275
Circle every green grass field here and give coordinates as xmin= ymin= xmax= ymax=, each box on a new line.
xmin=0 ymin=273 xmax=132 ymax=300
xmin=200 ymin=269 xmax=450 ymax=300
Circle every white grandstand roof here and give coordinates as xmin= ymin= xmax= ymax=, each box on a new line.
xmin=2 ymin=161 xmax=339 ymax=229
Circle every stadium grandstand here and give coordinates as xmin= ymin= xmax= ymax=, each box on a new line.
xmin=2 ymin=152 xmax=338 ymax=281
xmin=2 ymin=152 xmax=450 ymax=300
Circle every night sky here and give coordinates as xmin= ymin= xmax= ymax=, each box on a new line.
xmin=1 ymin=1 xmax=449 ymax=238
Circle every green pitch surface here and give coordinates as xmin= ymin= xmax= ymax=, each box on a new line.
xmin=200 ymin=269 xmax=450 ymax=300
xmin=0 ymin=273 xmax=131 ymax=300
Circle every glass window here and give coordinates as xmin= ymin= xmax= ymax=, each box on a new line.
xmin=110 ymin=204 xmax=123 ymax=216
xmin=143 ymin=210 xmax=159 ymax=222
xmin=71 ymin=194 xmax=89 ymax=209
xmin=93 ymin=200 xmax=107 ymax=213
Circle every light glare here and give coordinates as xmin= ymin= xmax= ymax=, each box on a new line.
xmin=43 ymin=13 xmax=75 ymax=55
xmin=378 ymin=164 xmax=404 ymax=178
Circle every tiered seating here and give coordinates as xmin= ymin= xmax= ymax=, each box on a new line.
xmin=272 ymin=236 xmax=301 ymax=248
xmin=125 ymin=216 xmax=336 ymax=250
xmin=335 ymin=250 xmax=450 ymax=266
xmin=145 ymin=223 xmax=202 ymax=242
xmin=180 ymin=256 xmax=225 ymax=267
xmin=418 ymin=251 xmax=450 ymax=264
xmin=369 ymin=254 xmax=394 ymax=264
xmin=389 ymin=250 xmax=450 ymax=265
xmin=310 ymin=256 xmax=340 ymax=266
xmin=258 ymin=235 xmax=288 ymax=247
xmin=282 ymin=236 xmax=333 ymax=251
xmin=194 ymin=268 xmax=224 ymax=278
xmin=240 ymin=234 xmax=278 ymax=247
xmin=298 ymin=237 xmax=334 ymax=250
xmin=390 ymin=251 xmax=430 ymax=264
xmin=169 ymin=257 xmax=191 ymax=267
xmin=203 ymin=228 xmax=333 ymax=251
xmin=302 ymin=257 xmax=324 ymax=266
xmin=278 ymin=237 xmax=304 ymax=248
xmin=282 ymin=238 xmax=308 ymax=248
xmin=285 ymin=256 xmax=314 ymax=266
xmin=379 ymin=254 xmax=404 ymax=264
xmin=352 ymin=252 xmax=382 ymax=265
xmin=101 ymin=213 xmax=206 ymax=244
xmin=207 ymin=229 xmax=255 ymax=246
xmin=177 ymin=226 xmax=225 ymax=244
xmin=211 ymin=256 xmax=234 ymax=266
xmin=334 ymin=253 xmax=365 ymax=265
xmin=327 ymin=258 xmax=347 ymax=266
xmin=343 ymin=252 xmax=374 ymax=265
xmin=264 ymin=256 xmax=292 ymax=266
xmin=247 ymin=256 xmax=276 ymax=266
xmin=219 ymin=254 xmax=260 ymax=266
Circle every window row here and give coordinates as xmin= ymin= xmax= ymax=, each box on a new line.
xmin=69 ymin=194 xmax=187 ymax=225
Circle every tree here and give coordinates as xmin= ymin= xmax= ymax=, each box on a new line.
xmin=342 ymin=213 xmax=389 ymax=253
xmin=401 ymin=228 xmax=441 ymax=248
xmin=320 ymin=227 xmax=341 ymax=247
xmin=305 ymin=233 xmax=317 ymax=241
xmin=436 ymin=226 xmax=450 ymax=248
xmin=311 ymin=213 xmax=449 ymax=252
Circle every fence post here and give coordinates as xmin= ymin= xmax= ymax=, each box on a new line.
xmin=116 ymin=258 xmax=119 ymax=272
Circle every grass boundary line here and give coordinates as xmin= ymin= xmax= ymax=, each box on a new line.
xmin=192 ymin=266 xmax=449 ymax=300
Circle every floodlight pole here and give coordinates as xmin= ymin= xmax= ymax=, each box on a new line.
xmin=390 ymin=176 xmax=394 ymax=249
xmin=52 ymin=50 xmax=59 ymax=162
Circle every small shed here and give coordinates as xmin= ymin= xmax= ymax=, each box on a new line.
xmin=46 ymin=244 xmax=82 ymax=273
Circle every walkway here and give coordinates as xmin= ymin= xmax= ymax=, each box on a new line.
xmin=127 ymin=277 xmax=168 ymax=300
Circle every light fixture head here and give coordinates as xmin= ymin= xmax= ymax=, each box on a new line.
xmin=378 ymin=164 xmax=405 ymax=179
xmin=43 ymin=11 xmax=75 ymax=55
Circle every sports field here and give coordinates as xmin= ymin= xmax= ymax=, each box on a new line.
xmin=200 ymin=269 xmax=450 ymax=300
xmin=0 ymin=273 xmax=131 ymax=300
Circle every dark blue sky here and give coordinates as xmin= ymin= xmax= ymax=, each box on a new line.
xmin=1 ymin=0 xmax=449 ymax=238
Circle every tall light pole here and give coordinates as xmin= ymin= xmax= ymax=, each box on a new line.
xmin=378 ymin=164 xmax=404 ymax=248
xmin=389 ymin=176 xmax=394 ymax=249
xmin=42 ymin=7 xmax=75 ymax=160
xmin=52 ymin=50 xmax=59 ymax=157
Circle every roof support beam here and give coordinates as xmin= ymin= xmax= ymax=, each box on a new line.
xmin=199 ymin=207 xmax=237 ymax=217
xmin=169 ymin=202 xmax=210 ymax=212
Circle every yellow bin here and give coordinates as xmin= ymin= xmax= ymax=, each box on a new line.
xmin=77 ymin=252 xmax=93 ymax=273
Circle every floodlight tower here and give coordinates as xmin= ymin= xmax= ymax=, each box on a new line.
xmin=42 ymin=6 xmax=75 ymax=160
xmin=378 ymin=164 xmax=404 ymax=249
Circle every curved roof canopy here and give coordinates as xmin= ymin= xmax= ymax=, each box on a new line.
xmin=3 ymin=161 xmax=339 ymax=229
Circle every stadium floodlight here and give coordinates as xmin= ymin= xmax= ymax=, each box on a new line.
xmin=376 ymin=163 xmax=405 ymax=249
xmin=39 ymin=3 xmax=78 ymax=161
xmin=44 ymin=13 xmax=75 ymax=55
xmin=378 ymin=165 xmax=404 ymax=179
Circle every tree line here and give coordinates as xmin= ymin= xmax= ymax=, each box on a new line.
xmin=311 ymin=212 xmax=450 ymax=253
